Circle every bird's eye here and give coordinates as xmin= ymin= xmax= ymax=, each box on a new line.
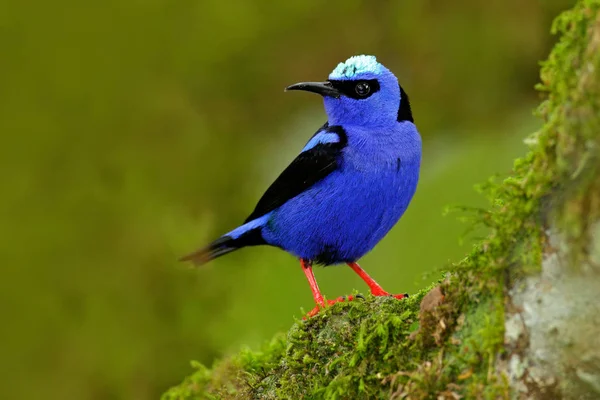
xmin=355 ymin=82 xmax=371 ymax=97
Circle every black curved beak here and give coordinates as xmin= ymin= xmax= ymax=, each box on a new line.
xmin=285 ymin=81 xmax=341 ymax=99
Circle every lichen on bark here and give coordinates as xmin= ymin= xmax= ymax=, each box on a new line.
xmin=163 ymin=1 xmax=600 ymax=398
xmin=504 ymin=0 xmax=600 ymax=397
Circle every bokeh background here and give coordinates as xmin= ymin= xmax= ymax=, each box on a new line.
xmin=0 ymin=1 xmax=574 ymax=399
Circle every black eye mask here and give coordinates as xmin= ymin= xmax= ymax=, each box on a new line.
xmin=328 ymin=79 xmax=381 ymax=100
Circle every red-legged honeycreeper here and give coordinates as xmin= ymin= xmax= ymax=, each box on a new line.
xmin=181 ymin=55 xmax=421 ymax=317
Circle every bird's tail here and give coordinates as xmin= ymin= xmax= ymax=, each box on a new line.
xmin=179 ymin=215 xmax=270 ymax=266
xmin=179 ymin=235 xmax=238 ymax=266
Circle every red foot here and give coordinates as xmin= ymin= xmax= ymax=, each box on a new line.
xmin=347 ymin=262 xmax=409 ymax=299
xmin=304 ymin=295 xmax=357 ymax=319
xmin=299 ymin=259 xmax=409 ymax=320
xmin=303 ymin=293 xmax=408 ymax=319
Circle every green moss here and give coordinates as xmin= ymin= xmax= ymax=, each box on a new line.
xmin=163 ymin=272 xmax=507 ymax=399
xmin=537 ymin=0 xmax=600 ymax=266
xmin=163 ymin=1 xmax=600 ymax=398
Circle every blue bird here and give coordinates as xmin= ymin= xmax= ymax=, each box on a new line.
xmin=181 ymin=55 xmax=421 ymax=317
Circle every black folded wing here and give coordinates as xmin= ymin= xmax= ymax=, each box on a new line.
xmin=244 ymin=124 xmax=347 ymax=223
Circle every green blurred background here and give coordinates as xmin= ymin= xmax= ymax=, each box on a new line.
xmin=0 ymin=1 xmax=574 ymax=398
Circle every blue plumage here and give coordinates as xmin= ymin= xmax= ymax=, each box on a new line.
xmin=263 ymin=124 xmax=420 ymax=264
xmin=181 ymin=55 xmax=421 ymax=316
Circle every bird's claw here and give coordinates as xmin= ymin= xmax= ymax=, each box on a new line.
xmin=303 ymin=292 xmax=407 ymax=319
xmin=303 ymin=294 xmax=361 ymax=319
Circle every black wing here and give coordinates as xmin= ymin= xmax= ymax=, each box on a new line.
xmin=244 ymin=124 xmax=347 ymax=223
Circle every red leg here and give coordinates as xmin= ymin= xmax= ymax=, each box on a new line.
xmin=347 ymin=262 xmax=407 ymax=299
xmin=301 ymin=259 xmax=356 ymax=318
xmin=301 ymin=259 xmax=325 ymax=307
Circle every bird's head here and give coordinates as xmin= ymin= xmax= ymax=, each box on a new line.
xmin=286 ymin=55 xmax=412 ymax=127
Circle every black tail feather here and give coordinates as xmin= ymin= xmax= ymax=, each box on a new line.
xmin=179 ymin=236 xmax=237 ymax=266
xmin=180 ymin=227 xmax=267 ymax=266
